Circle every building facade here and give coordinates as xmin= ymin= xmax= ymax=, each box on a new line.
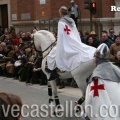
xmin=0 ymin=0 xmax=120 ymax=35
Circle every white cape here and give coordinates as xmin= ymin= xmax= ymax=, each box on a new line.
xmin=47 ymin=19 xmax=96 ymax=71
xmin=85 ymin=78 xmax=120 ymax=120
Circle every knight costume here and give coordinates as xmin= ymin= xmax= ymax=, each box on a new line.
xmin=85 ymin=43 xmax=120 ymax=120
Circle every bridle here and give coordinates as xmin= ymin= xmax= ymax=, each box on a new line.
xmin=41 ymin=41 xmax=56 ymax=54
xmin=32 ymin=35 xmax=56 ymax=59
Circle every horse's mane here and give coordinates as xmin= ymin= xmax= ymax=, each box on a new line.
xmin=34 ymin=30 xmax=56 ymax=51
xmin=37 ymin=30 xmax=55 ymax=42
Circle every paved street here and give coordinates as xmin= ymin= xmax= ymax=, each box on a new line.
xmin=0 ymin=77 xmax=83 ymax=120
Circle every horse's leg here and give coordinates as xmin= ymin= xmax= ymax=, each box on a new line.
xmin=42 ymin=57 xmax=60 ymax=108
xmin=71 ymin=59 xmax=95 ymax=114
xmin=71 ymin=59 xmax=95 ymax=97
xmin=48 ymin=81 xmax=54 ymax=103
xmin=49 ymin=80 xmax=60 ymax=107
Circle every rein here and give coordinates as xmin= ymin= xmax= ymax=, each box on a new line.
xmin=42 ymin=42 xmax=56 ymax=60
xmin=32 ymin=35 xmax=56 ymax=59
xmin=42 ymin=41 xmax=56 ymax=54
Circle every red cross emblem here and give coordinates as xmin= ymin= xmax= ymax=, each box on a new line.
xmin=64 ymin=25 xmax=71 ymax=35
xmin=90 ymin=79 xmax=105 ymax=97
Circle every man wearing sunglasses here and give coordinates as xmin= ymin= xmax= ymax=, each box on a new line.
xmin=108 ymin=28 xmax=117 ymax=42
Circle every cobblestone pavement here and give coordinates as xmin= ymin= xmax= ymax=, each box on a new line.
xmin=0 ymin=77 xmax=83 ymax=120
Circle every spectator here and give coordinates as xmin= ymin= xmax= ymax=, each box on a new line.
xmin=21 ymin=33 xmax=28 ymax=42
xmin=83 ymin=30 xmax=89 ymax=43
xmin=68 ymin=0 xmax=80 ymax=27
xmin=0 ymin=45 xmax=6 ymax=76
xmin=108 ymin=28 xmax=117 ymax=42
xmin=78 ymin=30 xmax=86 ymax=44
xmin=3 ymin=45 xmax=14 ymax=61
xmin=32 ymin=54 xmax=47 ymax=85
xmin=0 ymin=42 xmax=6 ymax=58
xmin=86 ymin=36 xmax=98 ymax=48
xmin=13 ymin=49 xmax=22 ymax=79
xmin=0 ymin=92 xmax=22 ymax=120
xmin=9 ymin=27 xmax=17 ymax=39
xmin=26 ymin=32 xmax=32 ymax=41
xmin=113 ymin=51 xmax=120 ymax=68
xmin=4 ymin=34 xmax=13 ymax=45
xmin=13 ymin=34 xmax=20 ymax=46
xmin=101 ymin=32 xmax=113 ymax=48
xmin=101 ymin=30 xmax=108 ymax=35
xmin=18 ymin=48 xmax=32 ymax=82
xmin=5 ymin=45 xmax=15 ymax=77
xmin=0 ymin=29 xmax=9 ymax=42
xmin=19 ymin=31 xmax=23 ymax=38
xmin=19 ymin=37 xmax=23 ymax=43
xmin=89 ymin=31 xmax=100 ymax=47
xmin=24 ymin=48 xmax=37 ymax=84
xmin=110 ymin=36 xmax=120 ymax=62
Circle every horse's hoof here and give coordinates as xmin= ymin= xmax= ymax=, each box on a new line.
xmin=59 ymin=85 xmax=65 ymax=89
xmin=75 ymin=102 xmax=81 ymax=113
xmin=53 ymin=111 xmax=61 ymax=116
xmin=49 ymin=98 xmax=54 ymax=104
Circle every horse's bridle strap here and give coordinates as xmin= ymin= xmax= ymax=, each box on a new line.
xmin=42 ymin=41 xmax=56 ymax=54
xmin=33 ymin=35 xmax=56 ymax=54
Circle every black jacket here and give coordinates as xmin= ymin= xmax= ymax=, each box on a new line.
xmin=108 ymin=35 xmax=117 ymax=42
xmin=101 ymin=39 xmax=113 ymax=48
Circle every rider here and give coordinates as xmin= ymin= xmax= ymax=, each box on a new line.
xmin=47 ymin=6 xmax=96 ymax=72
xmin=85 ymin=43 xmax=120 ymax=119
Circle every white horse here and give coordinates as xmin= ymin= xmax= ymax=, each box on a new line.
xmin=33 ymin=30 xmax=96 ymax=107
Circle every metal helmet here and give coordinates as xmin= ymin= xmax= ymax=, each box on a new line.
xmin=94 ymin=43 xmax=110 ymax=59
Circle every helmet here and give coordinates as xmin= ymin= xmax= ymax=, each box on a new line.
xmin=94 ymin=43 xmax=110 ymax=59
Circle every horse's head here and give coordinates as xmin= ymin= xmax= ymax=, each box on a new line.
xmin=33 ymin=30 xmax=56 ymax=53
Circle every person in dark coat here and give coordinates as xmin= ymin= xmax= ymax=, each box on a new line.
xmin=108 ymin=28 xmax=117 ymax=43
xmin=32 ymin=55 xmax=47 ymax=85
xmin=100 ymin=32 xmax=113 ymax=48
xmin=79 ymin=30 xmax=86 ymax=44
xmin=89 ymin=31 xmax=100 ymax=48
xmin=86 ymin=36 xmax=99 ymax=48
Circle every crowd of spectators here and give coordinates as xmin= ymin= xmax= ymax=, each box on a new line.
xmin=0 ymin=27 xmax=47 ymax=85
xmin=79 ymin=28 xmax=120 ymax=67
xmin=0 ymin=26 xmax=120 ymax=88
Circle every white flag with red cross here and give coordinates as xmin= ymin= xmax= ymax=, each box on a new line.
xmin=85 ymin=78 xmax=120 ymax=120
